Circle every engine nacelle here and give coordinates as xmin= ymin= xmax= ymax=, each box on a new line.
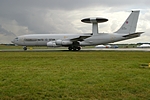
xmin=55 ymin=40 xmax=72 ymax=46
xmin=47 ymin=41 xmax=58 ymax=47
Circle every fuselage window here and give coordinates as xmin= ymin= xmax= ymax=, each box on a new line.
xmin=25 ymin=39 xmax=37 ymax=41
xmin=38 ymin=39 xmax=44 ymax=41
xmin=49 ymin=39 xmax=55 ymax=41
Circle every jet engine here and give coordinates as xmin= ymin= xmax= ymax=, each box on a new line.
xmin=55 ymin=40 xmax=73 ymax=46
xmin=47 ymin=41 xmax=57 ymax=47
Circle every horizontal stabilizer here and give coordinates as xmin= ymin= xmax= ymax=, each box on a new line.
xmin=123 ymin=32 xmax=144 ymax=37
xmin=70 ymin=35 xmax=91 ymax=41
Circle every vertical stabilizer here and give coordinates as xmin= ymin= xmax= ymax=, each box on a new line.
xmin=115 ymin=11 xmax=140 ymax=34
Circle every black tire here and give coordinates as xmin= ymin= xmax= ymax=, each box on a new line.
xmin=23 ymin=46 xmax=27 ymax=51
xmin=68 ymin=46 xmax=81 ymax=51
xmin=77 ymin=47 xmax=81 ymax=51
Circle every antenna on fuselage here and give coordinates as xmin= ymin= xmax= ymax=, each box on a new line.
xmin=81 ymin=17 xmax=108 ymax=35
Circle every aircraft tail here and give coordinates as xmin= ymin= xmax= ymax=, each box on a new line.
xmin=115 ymin=11 xmax=140 ymax=34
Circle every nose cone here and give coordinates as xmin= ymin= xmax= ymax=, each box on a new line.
xmin=11 ymin=37 xmax=19 ymax=45
xmin=11 ymin=37 xmax=18 ymax=44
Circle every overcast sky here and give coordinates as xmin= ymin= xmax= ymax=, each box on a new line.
xmin=0 ymin=0 xmax=150 ymax=43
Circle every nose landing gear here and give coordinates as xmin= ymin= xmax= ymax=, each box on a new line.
xmin=23 ymin=46 xmax=27 ymax=51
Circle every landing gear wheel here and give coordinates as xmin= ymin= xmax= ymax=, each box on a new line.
xmin=77 ymin=47 xmax=81 ymax=51
xmin=68 ymin=46 xmax=81 ymax=51
xmin=68 ymin=47 xmax=73 ymax=51
xmin=23 ymin=46 xmax=27 ymax=51
xmin=73 ymin=47 xmax=77 ymax=51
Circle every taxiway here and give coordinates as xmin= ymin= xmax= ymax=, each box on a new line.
xmin=1 ymin=48 xmax=150 ymax=52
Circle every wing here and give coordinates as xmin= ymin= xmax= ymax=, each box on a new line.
xmin=70 ymin=35 xmax=91 ymax=41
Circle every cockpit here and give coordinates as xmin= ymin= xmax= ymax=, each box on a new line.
xmin=11 ymin=37 xmax=19 ymax=44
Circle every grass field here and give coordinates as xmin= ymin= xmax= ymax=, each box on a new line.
xmin=0 ymin=51 xmax=150 ymax=99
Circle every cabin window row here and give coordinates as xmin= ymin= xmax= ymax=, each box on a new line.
xmin=24 ymin=39 xmax=55 ymax=41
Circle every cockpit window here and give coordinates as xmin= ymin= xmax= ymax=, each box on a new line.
xmin=15 ymin=37 xmax=19 ymax=41
xmin=15 ymin=37 xmax=18 ymax=39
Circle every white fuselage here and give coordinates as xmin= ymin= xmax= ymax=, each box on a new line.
xmin=11 ymin=11 xmax=143 ymax=51
xmin=12 ymin=33 xmax=134 ymax=46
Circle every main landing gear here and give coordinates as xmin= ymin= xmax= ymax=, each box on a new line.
xmin=68 ymin=46 xmax=81 ymax=51
xmin=23 ymin=46 xmax=81 ymax=51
